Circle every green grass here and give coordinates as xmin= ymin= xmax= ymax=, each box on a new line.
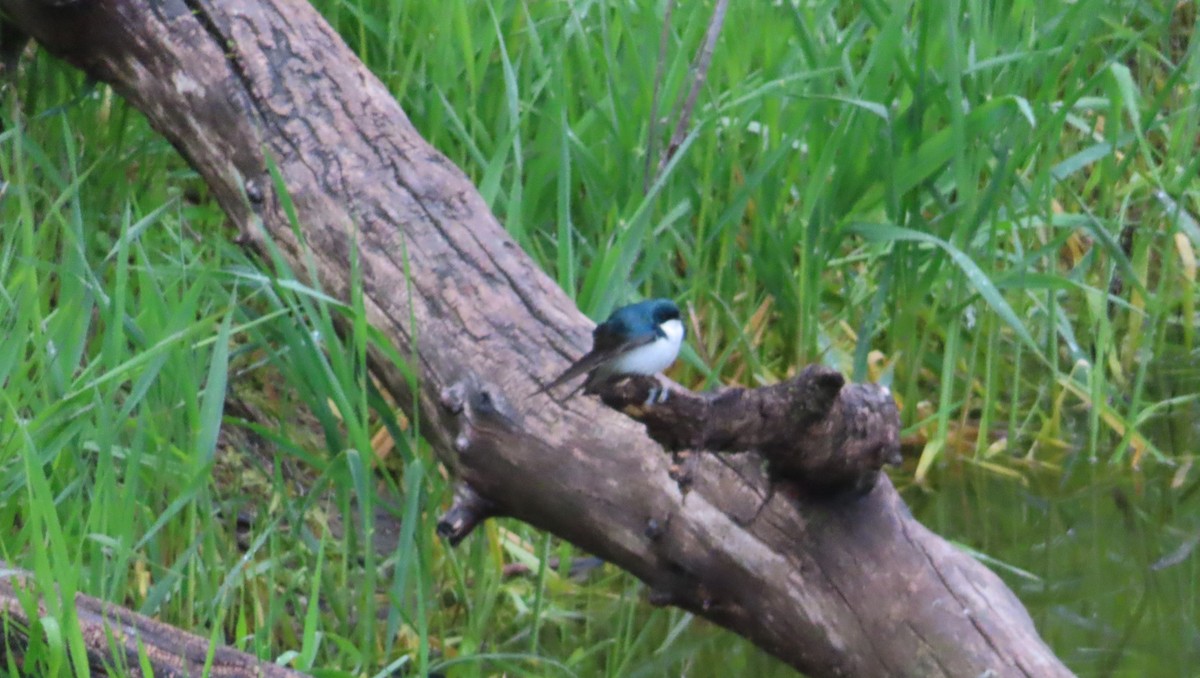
xmin=2 ymin=0 xmax=1198 ymax=675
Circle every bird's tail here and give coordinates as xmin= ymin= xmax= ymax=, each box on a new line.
xmin=529 ymin=353 xmax=610 ymax=400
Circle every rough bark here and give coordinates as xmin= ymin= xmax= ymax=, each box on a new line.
xmin=0 ymin=1 xmax=1074 ymax=676
xmin=595 ymin=368 xmax=903 ymax=495
xmin=0 ymin=562 xmax=301 ymax=677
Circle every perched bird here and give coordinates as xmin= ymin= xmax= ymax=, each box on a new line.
xmin=537 ymin=298 xmax=685 ymax=398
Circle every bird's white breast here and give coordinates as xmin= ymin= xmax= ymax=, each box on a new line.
xmin=606 ymin=318 xmax=684 ymax=376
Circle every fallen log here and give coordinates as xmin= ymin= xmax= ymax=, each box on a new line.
xmin=0 ymin=1 xmax=1073 ymax=676
xmin=0 ymin=562 xmax=301 ymax=677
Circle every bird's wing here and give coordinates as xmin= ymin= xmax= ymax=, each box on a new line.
xmin=532 ymin=320 xmax=655 ymax=396
xmin=530 ymin=351 xmax=612 ymax=397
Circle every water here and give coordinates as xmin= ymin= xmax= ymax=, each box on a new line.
xmin=907 ymin=403 xmax=1200 ymax=676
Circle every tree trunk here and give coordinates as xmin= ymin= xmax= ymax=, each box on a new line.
xmin=0 ymin=1 xmax=1073 ymax=676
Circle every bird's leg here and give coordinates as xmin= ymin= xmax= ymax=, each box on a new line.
xmin=644 ymin=380 xmax=671 ymax=406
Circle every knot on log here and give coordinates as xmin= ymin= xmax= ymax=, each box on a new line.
xmin=439 ymin=376 xmax=521 ymax=463
xmin=436 ymin=482 xmax=497 ymax=546
xmin=435 ymin=377 xmax=520 ymax=543
xmin=597 ymin=365 xmax=901 ymax=494
xmin=440 ymin=376 xmax=518 ymax=425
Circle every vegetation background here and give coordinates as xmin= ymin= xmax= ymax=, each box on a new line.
xmin=2 ymin=0 xmax=1197 ymax=675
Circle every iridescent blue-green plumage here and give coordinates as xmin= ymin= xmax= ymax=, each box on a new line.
xmin=537 ymin=299 xmax=684 ymax=397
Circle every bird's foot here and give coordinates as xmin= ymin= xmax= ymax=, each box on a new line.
xmin=643 ymin=383 xmax=670 ymax=406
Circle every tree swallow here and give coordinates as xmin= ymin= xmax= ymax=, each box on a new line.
xmin=537 ymin=298 xmax=685 ymax=398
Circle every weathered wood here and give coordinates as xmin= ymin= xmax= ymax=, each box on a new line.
xmin=0 ymin=562 xmax=301 ymax=677
xmin=0 ymin=1 xmax=1074 ymax=676
xmin=596 ymin=367 xmax=902 ymax=494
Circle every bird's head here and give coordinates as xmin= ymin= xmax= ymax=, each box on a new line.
xmin=650 ymin=299 xmax=681 ymax=325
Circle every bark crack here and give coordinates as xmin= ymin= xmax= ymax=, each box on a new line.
xmin=183 ymin=1 xmax=257 ymax=118
xmin=905 ymin=620 xmax=954 ymax=677
xmin=819 ymin=565 xmax=894 ymax=677
xmin=901 ymin=517 xmax=1028 ymax=677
